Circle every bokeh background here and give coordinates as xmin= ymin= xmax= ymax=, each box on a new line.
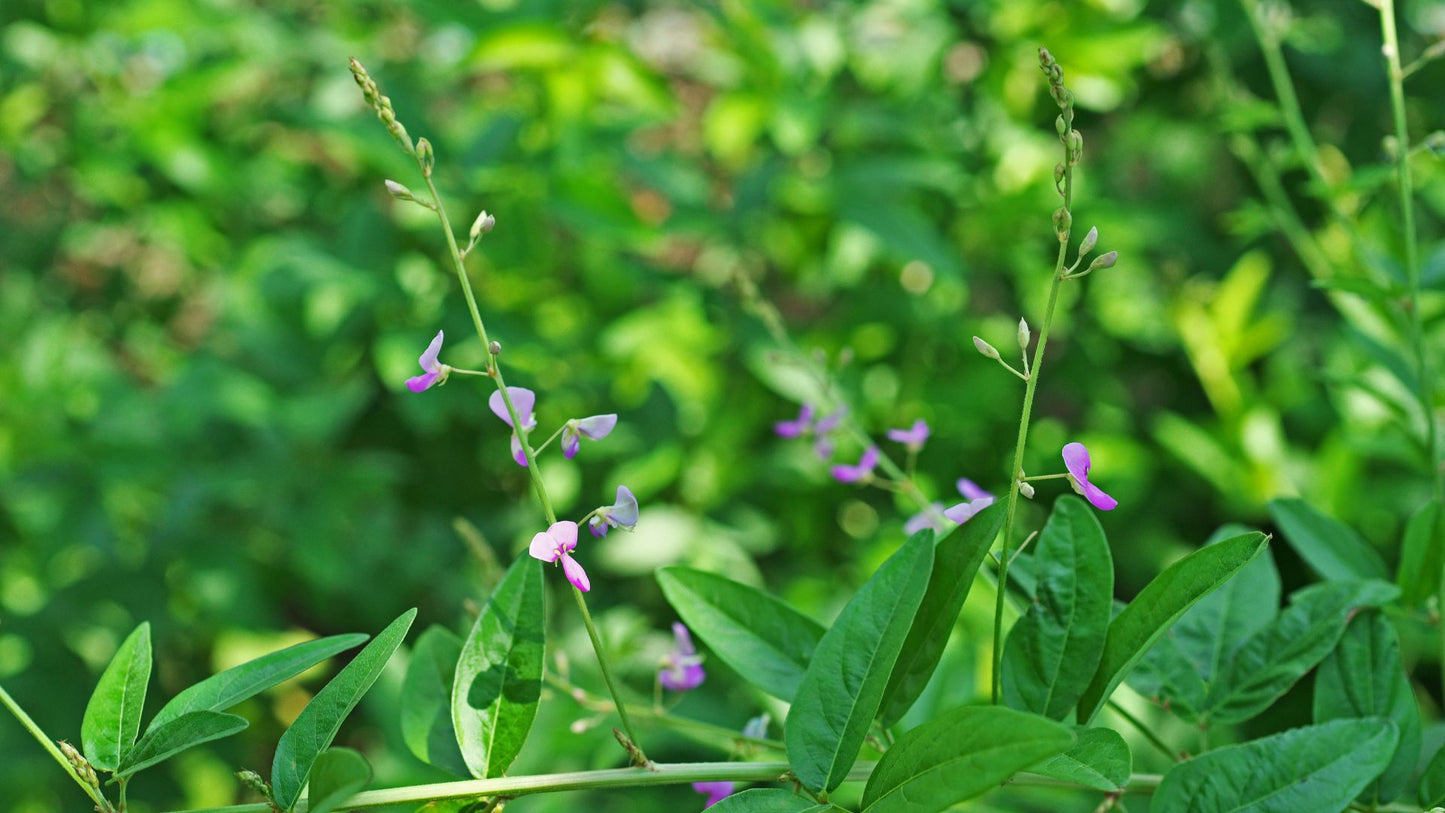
xmin=2 ymin=0 xmax=1443 ymax=810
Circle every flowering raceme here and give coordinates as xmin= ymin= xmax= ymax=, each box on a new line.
xmin=529 ymin=520 xmax=590 ymax=592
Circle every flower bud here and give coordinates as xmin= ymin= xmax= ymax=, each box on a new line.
xmin=1088 ymin=250 xmax=1118 ymax=271
xmin=470 ymin=210 xmax=496 ymax=243
xmin=973 ymin=336 xmax=1000 ymax=360
xmin=1020 ymin=481 xmax=1035 ymax=499
xmin=1078 ymin=226 xmax=1098 ymax=256
xmin=1055 ymin=115 xmax=1068 ymax=138
xmin=489 ymin=340 xmax=502 ymax=356
xmin=384 ymin=179 xmax=416 ymax=202
xmin=1052 ymin=207 xmax=1072 ymax=241
xmin=1017 ymin=318 xmax=1030 ymax=351
xmin=416 ymin=137 xmax=434 ymax=177
xmin=1425 ymin=131 xmax=1445 ymax=157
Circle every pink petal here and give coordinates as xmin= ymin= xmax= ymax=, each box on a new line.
xmin=529 ymin=531 xmax=560 ymax=562
xmin=575 ymin=414 xmax=617 ymax=440
xmin=956 ymin=478 xmax=991 ymax=501
xmin=548 ymin=520 xmax=578 ymax=553
xmin=559 ymin=552 xmax=590 ymax=592
xmin=405 ymin=371 xmax=440 ymax=393
xmin=488 ymin=387 xmax=536 ymax=428
xmin=660 ymin=661 xmax=705 ymax=691
xmin=693 ymin=781 xmax=734 ymax=807
xmin=562 ymin=429 xmax=580 ymax=458
xmin=417 ymin=330 xmax=444 ymax=372
xmin=1079 ymin=480 xmax=1118 ymax=511
xmin=671 ymin=622 xmax=696 ymax=656
xmin=511 ymin=434 xmax=528 ymax=467
xmin=859 ymin=445 xmax=880 ymax=471
xmin=1061 ymin=442 xmax=1092 ymax=480
xmin=609 ymin=486 xmax=639 ymax=527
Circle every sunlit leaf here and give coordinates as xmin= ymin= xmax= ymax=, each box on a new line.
xmin=81 ymin=623 xmax=152 ymax=771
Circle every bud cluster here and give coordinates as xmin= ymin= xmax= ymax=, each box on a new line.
xmin=58 ymin=740 xmax=100 ymax=790
xmin=349 ymin=57 xmax=416 ymax=157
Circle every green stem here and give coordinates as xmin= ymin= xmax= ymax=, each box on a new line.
xmin=546 ymin=674 xmax=784 ymax=752
xmin=0 ymin=683 xmax=113 ymax=811
xmin=570 ymin=585 xmax=643 ymax=758
xmin=1107 ymin=701 xmax=1178 ymax=763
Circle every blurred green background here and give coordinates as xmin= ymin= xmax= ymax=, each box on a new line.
xmin=2 ymin=0 xmax=1442 ymax=809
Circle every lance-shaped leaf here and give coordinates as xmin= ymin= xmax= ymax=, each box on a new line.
xmin=116 ymin=711 xmax=247 ymax=778
xmin=709 ymin=789 xmax=842 ymax=812
xmin=860 ymin=706 xmax=1073 ymax=812
xmin=149 ymin=633 xmax=369 ymax=732
xmin=1204 ymin=580 xmax=1398 ymax=724
xmin=785 ymin=532 xmax=933 ymax=794
xmin=1028 ymin=726 xmax=1131 ymax=792
xmin=1270 ymin=498 xmax=1387 ymax=582
xmin=305 ymin=747 xmax=372 ymax=813
xmin=879 ymin=505 xmax=1003 ymax=726
xmin=401 ymin=626 xmax=468 ymax=776
xmin=1397 ymin=502 xmax=1442 ymax=607
xmin=1152 ymin=719 xmax=1397 ymax=812
xmin=1077 ymin=532 xmax=1268 ymax=722
xmin=1001 ymin=497 xmax=1112 ymax=721
xmin=453 ymin=557 xmax=545 ymax=779
xmin=1313 ymin=612 xmax=1420 ymax=805
xmin=271 ymin=608 xmax=416 ymax=811
xmin=81 ymin=622 xmax=152 ymax=771
xmin=657 ymin=566 xmax=825 ymax=702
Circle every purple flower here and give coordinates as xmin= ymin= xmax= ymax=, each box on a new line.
xmin=692 ymin=781 xmax=735 ymax=808
xmin=944 ymin=478 xmax=996 ymax=523
xmin=659 ymin=622 xmax=705 ymax=691
xmin=562 ymin=414 xmax=617 ymax=458
xmin=886 ymin=419 xmax=930 ymax=451
xmin=405 ymin=330 xmax=449 ymax=392
xmin=489 ymin=387 xmax=537 ymax=466
xmin=812 ymin=407 xmax=847 ymax=459
xmin=775 ymin=403 xmax=815 ymax=438
xmin=588 ymin=485 xmax=639 ymax=538
xmin=1063 ymin=442 xmax=1117 ymax=511
xmin=830 ymin=445 xmax=880 ymax=483
xmin=904 ymin=503 xmax=948 ymax=535
xmin=529 ymin=520 xmax=590 ymax=592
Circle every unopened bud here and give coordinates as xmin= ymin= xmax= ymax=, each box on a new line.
xmin=1020 ymin=481 xmax=1036 ymax=499
xmin=1078 ymin=226 xmax=1098 ymax=256
xmin=1017 ymin=318 xmax=1030 ymax=350
xmin=384 ymin=179 xmax=416 ymax=202
xmin=416 ymin=137 xmax=434 ymax=177
xmin=1053 ymin=207 xmax=1072 ymax=240
xmin=1424 ymin=131 xmax=1445 ymax=156
xmin=973 ymin=336 xmax=1000 ymax=360
xmin=1055 ymin=115 xmax=1068 ymax=138
xmin=470 ymin=210 xmax=496 ymax=242
xmin=1089 ymin=250 xmax=1118 ymax=270
xmin=488 ymin=340 xmax=502 ymax=356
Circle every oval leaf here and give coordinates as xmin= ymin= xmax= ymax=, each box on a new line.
xmin=1078 ymin=532 xmax=1268 ymax=722
xmin=657 ymin=566 xmax=825 ymax=702
xmin=81 ymin=622 xmax=152 ymax=771
xmin=1270 ymin=498 xmax=1387 ymax=581
xmin=1028 ymin=726 xmax=1131 ymax=792
xmin=401 ymin=626 xmax=468 ymax=775
xmin=452 ymin=557 xmax=545 ymax=779
xmin=305 ymin=747 xmax=373 ymax=813
xmin=708 ymin=788 xmax=839 ymax=812
xmin=149 ymin=633 xmax=369 ymax=732
xmin=1396 ymin=501 xmax=1443 ymax=607
xmin=1152 ymin=719 xmax=1398 ymax=813
xmin=116 ymin=711 xmax=247 ymax=778
xmin=785 ymin=532 xmax=934 ymax=793
xmin=271 ymin=608 xmax=416 ymax=811
xmin=1002 ymin=497 xmax=1113 ymax=721
xmin=879 ymin=504 xmax=1004 ymax=726
xmin=860 ymin=706 xmax=1073 ymax=812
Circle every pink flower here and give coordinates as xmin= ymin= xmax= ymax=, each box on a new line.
xmin=774 ymin=403 xmax=815 ymax=438
xmin=886 ymin=419 xmax=930 ymax=451
xmin=405 ymin=331 xmax=448 ymax=392
xmin=588 ymin=485 xmax=639 ymax=538
xmin=659 ymin=622 xmax=705 ymax=691
xmin=562 ymin=414 xmax=617 ymax=458
xmin=1063 ymin=442 xmax=1117 ymax=511
xmin=692 ymin=782 xmax=734 ymax=808
xmin=944 ymin=478 xmax=996 ymax=523
xmin=489 ymin=387 xmax=537 ymax=466
xmin=529 ymin=520 xmax=590 ymax=592
xmin=831 ymin=445 xmax=880 ymax=483
xmin=812 ymin=407 xmax=847 ymax=459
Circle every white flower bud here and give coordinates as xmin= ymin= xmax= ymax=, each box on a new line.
xmin=384 ymin=179 xmax=416 ymax=202
xmin=973 ymin=336 xmax=1000 ymax=360
xmin=1078 ymin=226 xmax=1098 ymax=256
xmin=1020 ymin=481 xmax=1035 ymax=499
xmin=470 ymin=210 xmax=496 ymax=242
xmin=1017 ymin=318 xmax=1030 ymax=351
xmin=1088 ymin=250 xmax=1118 ymax=270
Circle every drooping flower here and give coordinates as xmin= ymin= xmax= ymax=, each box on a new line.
xmin=830 ymin=445 xmax=879 ymax=483
xmin=561 ymin=414 xmax=618 ymax=458
xmin=904 ymin=502 xmax=948 ymax=535
xmin=659 ymin=622 xmax=705 ymax=691
xmin=812 ymin=407 xmax=847 ymax=460
xmin=405 ymin=330 xmax=449 ymax=392
xmin=944 ymin=478 xmax=996 ymax=523
xmin=529 ymin=520 xmax=590 ymax=592
xmin=1063 ymin=442 xmax=1117 ymax=511
xmin=886 ymin=419 xmax=930 ymax=452
xmin=692 ymin=781 xmax=735 ymax=808
xmin=774 ymin=403 xmax=815 ymax=438
xmin=489 ymin=387 xmax=538 ymax=467
xmin=588 ymin=485 xmax=640 ymax=538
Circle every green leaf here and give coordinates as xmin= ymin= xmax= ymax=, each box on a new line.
xmin=1077 ymin=532 xmax=1268 ymax=722
xmin=149 ymin=633 xmax=369 ymax=732
xmin=305 ymin=747 xmax=372 ymax=813
xmin=1205 ymin=580 xmax=1399 ymax=724
xmin=1001 ymin=497 xmax=1113 ymax=721
xmin=657 ymin=566 xmax=825 ymax=702
xmin=1421 ymin=744 xmax=1445 ymax=808
xmin=115 ymin=711 xmax=247 ymax=778
xmin=271 ymin=608 xmax=416 ymax=811
xmin=401 ymin=626 xmax=468 ymax=776
xmin=1270 ymin=498 xmax=1387 ymax=582
xmin=1028 ymin=727 xmax=1131 ymax=792
xmin=1152 ymin=719 xmax=1398 ymax=813
xmin=1313 ymin=612 xmax=1420 ymax=804
xmin=81 ymin=622 xmax=152 ymax=771
xmin=1397 ymin=502 xmax=1443 ymax=607
xmin=860 ymin=706 xmax=1073 ymax=812
xmin=785 ymin=532 xmax=934 ymax=794
xmin=879 ymin=503 xmax=1003 ymax=726
xmin=707 ymin=788 xmax=839 ymax=812
xmin=453 ymin=557 xmax=545 ymax=779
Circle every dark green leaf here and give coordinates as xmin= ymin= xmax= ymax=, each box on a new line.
xmin=149 ymin=633 xmax=369 ymax=732
xmin=305 ymin=747 xmax=372 ymax=813
xmin=1028 ymin=727 xmax=1131 ymax=792
xmin=1002 ymin=497 xmax=1113 ymax=721
xmin=708 ymin=788 xmax=839 ymax=812
xmin=115 ymin=711 xmax=248 ymax=778
xmin=453 ymin=557 xmax=545 ymax=779
xmin=81 ymin=622 xmax=152 ymax=771
xmin=1421 ymin=744 xmax=1445 ymax=808
xmin=785 ymin=532 xmax=934 ymax=793
xmin=1152 ymin=719 xmax=1398 ymax=812
xmin=1313 ymin=612 xmax=1420 ymax=804
xmin=271 ymin=608 xmax=416 ymax=811
xmin=400 ymin=626 xmax=468 ymax=776
xmin=879 ymin=503 xmax=1003 ymax=726
xmin=860 ymin=706 xmax=1073 ymax=812
xmin=1077 ymin=532 xmax=1268 ymax=722
xmin=657 ymin=566 xmax=825 ymax=702
xmin=1397 ymin=502 xmax=1443 ymax=607
xmin=1270 ymin=498 xmax=1387 ymax=582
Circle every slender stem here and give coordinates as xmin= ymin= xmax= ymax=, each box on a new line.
xmin=0 ymin=683 xmax=113 ymax=811
xmin=547 ymin=674 xmax=784 ymax=752
xmin=1022 ymin=473 xmax=1070 ymax=483
xmin=1107 ymin=701 xmax=1178 ymax=763
xmin=570 ymin=585 xmax=643 ymax=756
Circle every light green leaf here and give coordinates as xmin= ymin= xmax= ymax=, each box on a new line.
xmin=1028 ymin=726 xmax=1131 ymax=792
xmin=785 ymin=532 xmax=934 ymax=793
xmin=453 ymin=557 xmax=545 ymax=779
xmin=149 ymin=633 xmax=369 ymax=732
xmin=1269 ymin=498 xmax=1387 ymax=582
xmin=116 ymin=711 xmax=247 ymax=778
xmin=1152 ymin=719 xmax=1398 ymax=812
xmin=305 ymin=747 xmax=372 ymax=813
xmin=1077 ymin=532 xmax=1269 ymax=722
xmin=401 ymin=626 xmax=468 ymax=776
xmin=657 ymin=566 xmax=825 ymax=702
xmin=879 ymin=503 xmax=1003 ymax=726
xmin=81 ymin=622 xmax=152 ymax=771
xmin=860 ymin=706 xmax=1073 ymax=812
xmin=1397 ymin=502 xmax=1443 ymax=607
xmin=1002 ymin=497 xmax=1113 ymax=721
xmin=271 ymin=608 xmax=416 ymax=811
xmin=708 ymin=788 xmax=840 ymax=812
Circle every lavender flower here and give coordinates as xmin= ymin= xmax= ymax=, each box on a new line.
xmin=692 ymin=782 xmax=734 ymax=808
xmin=405 ymin=330 xmax=449 ymax=392
xmin=830 ymin=445 xmax=880 ymax=483
xmin=812 ymin=407 xmax=847 ymax=460
xmin=529 ymin=520 xmax=590 ymax=592
xmin=904 ymin=502 xmax=948 ymax=535
xmin=886 ymin=419 xmax=930 ymax=452
xmin=561 ymin=414 xmax=618 ymax=458
xmin=943 ymin=478 xmax=996 ymax=523
xmin=1063 ymin=442 xmax=1117 ymax=511
xmin=588 ymin=485 xmax=639 ymax=538
xmin=774 ymin=403 xmax=815 ymax=438
xmin=489 ymin=386 xmax=537 ymax=466
xmin=659 ymin=622 xmax=705 ymax=691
